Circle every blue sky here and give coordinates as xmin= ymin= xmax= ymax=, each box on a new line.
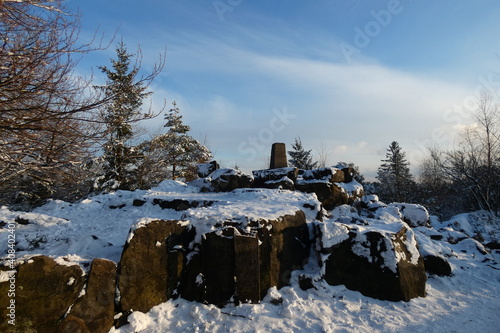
xmin=68 ymin=0 xmax=500 ymax=179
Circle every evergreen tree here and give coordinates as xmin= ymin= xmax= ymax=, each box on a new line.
xmin=288 ymin=137 xmax=318 ymax=170
xmin=94 ymin=41 xmax=163 ymax=191
xmin=376 ymin=141 xmax=415 ymax=203
xmin=141 ymin=102 xmax=212 ymax=183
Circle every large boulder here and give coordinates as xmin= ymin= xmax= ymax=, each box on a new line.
xmin=59 ymin=258 xmax=117 ymax=333
xmin=295 ymin=167 xmax=363 ymax=209
xmin=388 ymin=203 xmax=430 ymax=228
xmin=299 ymin=167 xmax=345 ymax=183
xmin=117 ymin=219 xmax=195 ymax=313
xmin=319 ymin=222 xmax=427 ymax=302
xmin=423 ymin=255 xmax=452 ymax=276
xmin=209 ymin=168 xmax=254 ymax=192
xmin=185 ymin=210 xmax=310 ymax=306
xmin=197 ymin=160 xmax=219 ymax=178
xmin=252 ymin=167 xmax=299 ymax=190
xmin=198 ymin=227 xmax=261 ymax=306
xmin=0 ymin=255 xmax=84 ymax=333
xmin=116 ymin=210 xmax=310 ymax=311
xmin=258 ymin=210 xmax=311 ymax=292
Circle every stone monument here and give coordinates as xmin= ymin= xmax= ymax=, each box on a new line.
xmin=269 ymin=143 xmax=287 ymax=169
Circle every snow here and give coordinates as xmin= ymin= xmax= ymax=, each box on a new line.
xmin=208 ymin=168 xmax=251 ymax=180
xmin=337 ymin=179 xmax=364 ymax=197
xmin=317 ymin=221 xmax=350 ymax=249
xmin=1 ymin=182 xmax=500 ymax=332
xmin=389 ymin=203 xmax=430 ymax=227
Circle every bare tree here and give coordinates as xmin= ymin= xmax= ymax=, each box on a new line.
xmin=428 ymin=92 xmax=500 ymax=214
xmin=316 ymin=142 xmax=330 ymax=168
xmin=0 ymin=0 xmax=110 ymax=206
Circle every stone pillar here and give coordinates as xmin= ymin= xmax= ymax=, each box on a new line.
xmin=270 ymin=143 xmax=287 ymax=169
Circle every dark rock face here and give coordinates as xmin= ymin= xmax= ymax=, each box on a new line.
xmin=321 ymin=225 xmax=427 ymax=302
xmin=59 ymin=258 xmax=117 ymax=333
xmin=209 ymin=169 xmax=254 ymax=192
xmin=252 ymin=167 xmax=298 ymax=190
xmin=117 ymin=220 xmax=195 ymax=313
xmin=423 ymin=255 xmax=452 ymax=276
xmin=260 ymin=211 xmax=311 ymax=291
xmin=0 ymin=256 xmax=84 ymax=333
xmin=116 ymin=210 xmax=309 ymax=310
xmin=295 ymin=167 xmax=362 ymax=209
xmin=296 ymin=181 xmax=350 ymax=209
xmin=186 ymin=210 xmax=310 ymax=306
xmin=299 ymin=167 xmax=345 ymax=183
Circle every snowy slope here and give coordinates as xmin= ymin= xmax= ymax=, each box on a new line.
xmin=1 ymin=180 xmax=499 ymax=333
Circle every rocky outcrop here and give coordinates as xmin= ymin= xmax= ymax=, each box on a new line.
xmin=388 ymin=203 xmax=430 ymax=228
xmin=117 ymin=219 xmax=195 ymax=313
xmin=197 ymin=160 xmax=220 ymax=178
xmin=318 ymin=222 xmax=427 ymax=302
xmin=116 ymin=210 xmax=309 ymax=311
xmin=0 ymin=256 xmax=84 ymax=333
xmin=209 ymin=168 xmax=254 ymax=192
xmin=295 ymin=167 xmax=363 ymax=209
xmin=59 ymin=258 xmax=116 ymax=333
xmin=252 ymin=167 xmax=298 ymax=190
xmin=423 ymin=255 xmax=452 ymax=276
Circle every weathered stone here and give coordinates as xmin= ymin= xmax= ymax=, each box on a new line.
xmin=322 ymin=225 xmax=426 ymax=302
xmin=0 ymin=255 xmax=84 ymax=333
xmin=423 ymin=255 xmax=452 ymax=276
xmin=234 ymin=234 xmax=261 ymax=303
xmin=117 ymin=220 xmax=195 ymax=313
xmin=257 ymin=210 xmax=310 ymax=293
xmin=300 ymin=167 xmax=344 ymax=183
xmin=201 ymin=228 xmax=237 ymax=306
xmin=181 ymin=210 xmax=309 ymax=306
xmin=341 ymin=167 xmax=354 ymax=183
xmin=209 ymin=168 xmax=254 ymax=192
xmin=253 ymin=167 xmax=298 ymax=190
xmin=388 ymin=203 xmax=430 ymax=228
xmin=197 ymin=160 xmax=220 ymax=178
xmin=193 ymin=228 xmax=262 ymax=306
xmin=59 ymin=258 xmax=116 ymax=333
xmin=295 ymin=181 xmax=349 ymax=209
xmin=178 ymin=252 xmax=204 ymax=303
xmin=270 ymin=143 xmax=287 ymax=169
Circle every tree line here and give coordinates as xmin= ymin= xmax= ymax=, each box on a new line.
xmin=288 ymin=94 xmax=500 ymax=219
xmin=0 ymin=1 xmax=211 ymax=208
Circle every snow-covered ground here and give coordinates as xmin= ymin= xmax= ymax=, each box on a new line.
xmin=1 ymin=180 xmax=499 ymax=333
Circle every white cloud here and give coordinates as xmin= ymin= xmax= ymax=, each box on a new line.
xmin=107 ymin=29 xmax=474 ymax=174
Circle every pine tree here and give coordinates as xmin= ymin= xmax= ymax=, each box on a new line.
xmin=141 ymin=102 xmax=212 ymax=183
xmin=94 ymin=41 xmax=163 ymax=191
xmin=376 ymin=141 xmax=415 ymax=203
xmin=288 ymin=137 xmax=318 ymax=170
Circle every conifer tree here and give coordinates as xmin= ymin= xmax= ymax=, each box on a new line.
xmin=376 ymin=141 xmax=415 ymax=203
xmin=142 ymin=102 xmax=212 ymax=182
xmin=94 ymin=41 xmax=163 ymax=191
xmin=288 ymin=137 xmax=318 ymax=170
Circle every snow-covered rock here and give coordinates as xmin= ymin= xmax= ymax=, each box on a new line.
xmin=388 ymin=203 xmax=430 ymax=228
